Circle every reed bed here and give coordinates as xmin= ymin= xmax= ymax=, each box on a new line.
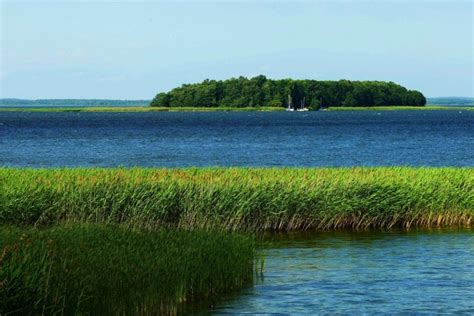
xmin=0 ymin=225 xmax=256 ymax=315
xmin=1 ymin=167 xmax=472 ymax=231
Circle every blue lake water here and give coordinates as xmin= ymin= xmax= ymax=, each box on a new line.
xmin=211 ymin=229 xmax=474 ymax=314
xmin=0 ymin=110 xmax=472 ymax=167
xmin=1 ymin=110 xmax=473 ymax=314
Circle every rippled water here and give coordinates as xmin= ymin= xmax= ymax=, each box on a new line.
xmin=0 ymin=110 xmax=472 ymax=167
xmin=211 ymin=229 xmax=474 ymax=314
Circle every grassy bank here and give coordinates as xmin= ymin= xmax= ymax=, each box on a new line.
xmin=2 ymin=105 xmax=473 ymax=112
xmin=1 ymin=167 xmax=471 ymax=230
xmin=0 ymin=106 xmax=284 ymax=112
xmin=326 ymin=105 xmax=474 ymax=111
xmin=0 ymin=225 xmax=257 ymax=315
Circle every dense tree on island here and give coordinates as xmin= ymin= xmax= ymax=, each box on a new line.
xmin=150 ymin=76 xmax=426 ymax=108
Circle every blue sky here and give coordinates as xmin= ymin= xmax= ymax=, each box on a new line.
xmin=1 ymin=0 xmax=473 ymax=99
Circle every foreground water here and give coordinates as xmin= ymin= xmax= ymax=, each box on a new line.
xmin=209 ymin=229 xmax=474 ymax=314
xmin=0 ymin=110 xmax=472 ymax=167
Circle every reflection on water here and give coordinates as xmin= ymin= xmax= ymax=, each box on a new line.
xmin=210 ymin=228 xmax=474 ymax=314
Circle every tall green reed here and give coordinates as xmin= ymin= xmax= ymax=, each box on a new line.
xmin=0 ymin=225 xmax=256 ymax=315
xmin=0 ymin=167 xmax=472 ymax=231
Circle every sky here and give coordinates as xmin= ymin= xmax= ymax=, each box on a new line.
xmin=0 ymin=0 xmax=473 ymax=99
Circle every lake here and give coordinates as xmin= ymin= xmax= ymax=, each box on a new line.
xmin=211 ymin=228 xmax=474 ymax=314
xmin=1 ymin=110 xmax=472 ymax=314
xmin=0 ymin=110 xmax=472 ymax=167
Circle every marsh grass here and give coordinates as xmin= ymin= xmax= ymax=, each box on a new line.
xmin=1 ymin=106 xmax=473 ymax=112
xmin=0 ymin=225 xmax=257 ymax=315
xmin=326 ymin=105 xmax=474 ymax=111
xmin=1 ymin=167 xmax=471 ymax=231
xmin=1 ymin=167 xmax=471 ymax=314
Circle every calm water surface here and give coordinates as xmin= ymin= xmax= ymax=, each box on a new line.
xmin=210 ymin=229 xmax=474 ymax=315
xmin=0 ymin=110 xmax=472 ymax=167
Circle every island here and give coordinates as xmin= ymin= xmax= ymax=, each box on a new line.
xmin=151 ymin=75 xmax=426 ymax=109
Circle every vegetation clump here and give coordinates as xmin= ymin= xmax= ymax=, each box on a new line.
xmin=1 ymin=167 xmax=471 ymax=231
xmin=150 ymin=75 xmax=426 ymax=108
xmin=0 ymin=225 xmax=257 ymax=315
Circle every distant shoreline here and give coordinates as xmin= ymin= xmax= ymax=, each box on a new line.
xmin=0 ymin=105 xmax=472 ymax=112
xmin=326 ymin=105 xmax=474 ymax=111
xmin=0 ymin=106 xmax=284 ymax=112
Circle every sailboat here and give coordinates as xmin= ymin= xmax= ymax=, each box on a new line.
xmin=297 ymin=96 xmax=309 ymax=111
xmin=286 ymin=94 xmax=295 ymax=111
xmin=286 ymin=94 xmax=309 ymax=111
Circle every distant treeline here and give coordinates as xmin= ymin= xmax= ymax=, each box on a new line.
xmin=151 ymin=75 xmax=426 ymax=108
xmin=427 ymin=97 xmax=474 ymax=106
xmin=0 ymin=99 xmax=149 ymax=107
